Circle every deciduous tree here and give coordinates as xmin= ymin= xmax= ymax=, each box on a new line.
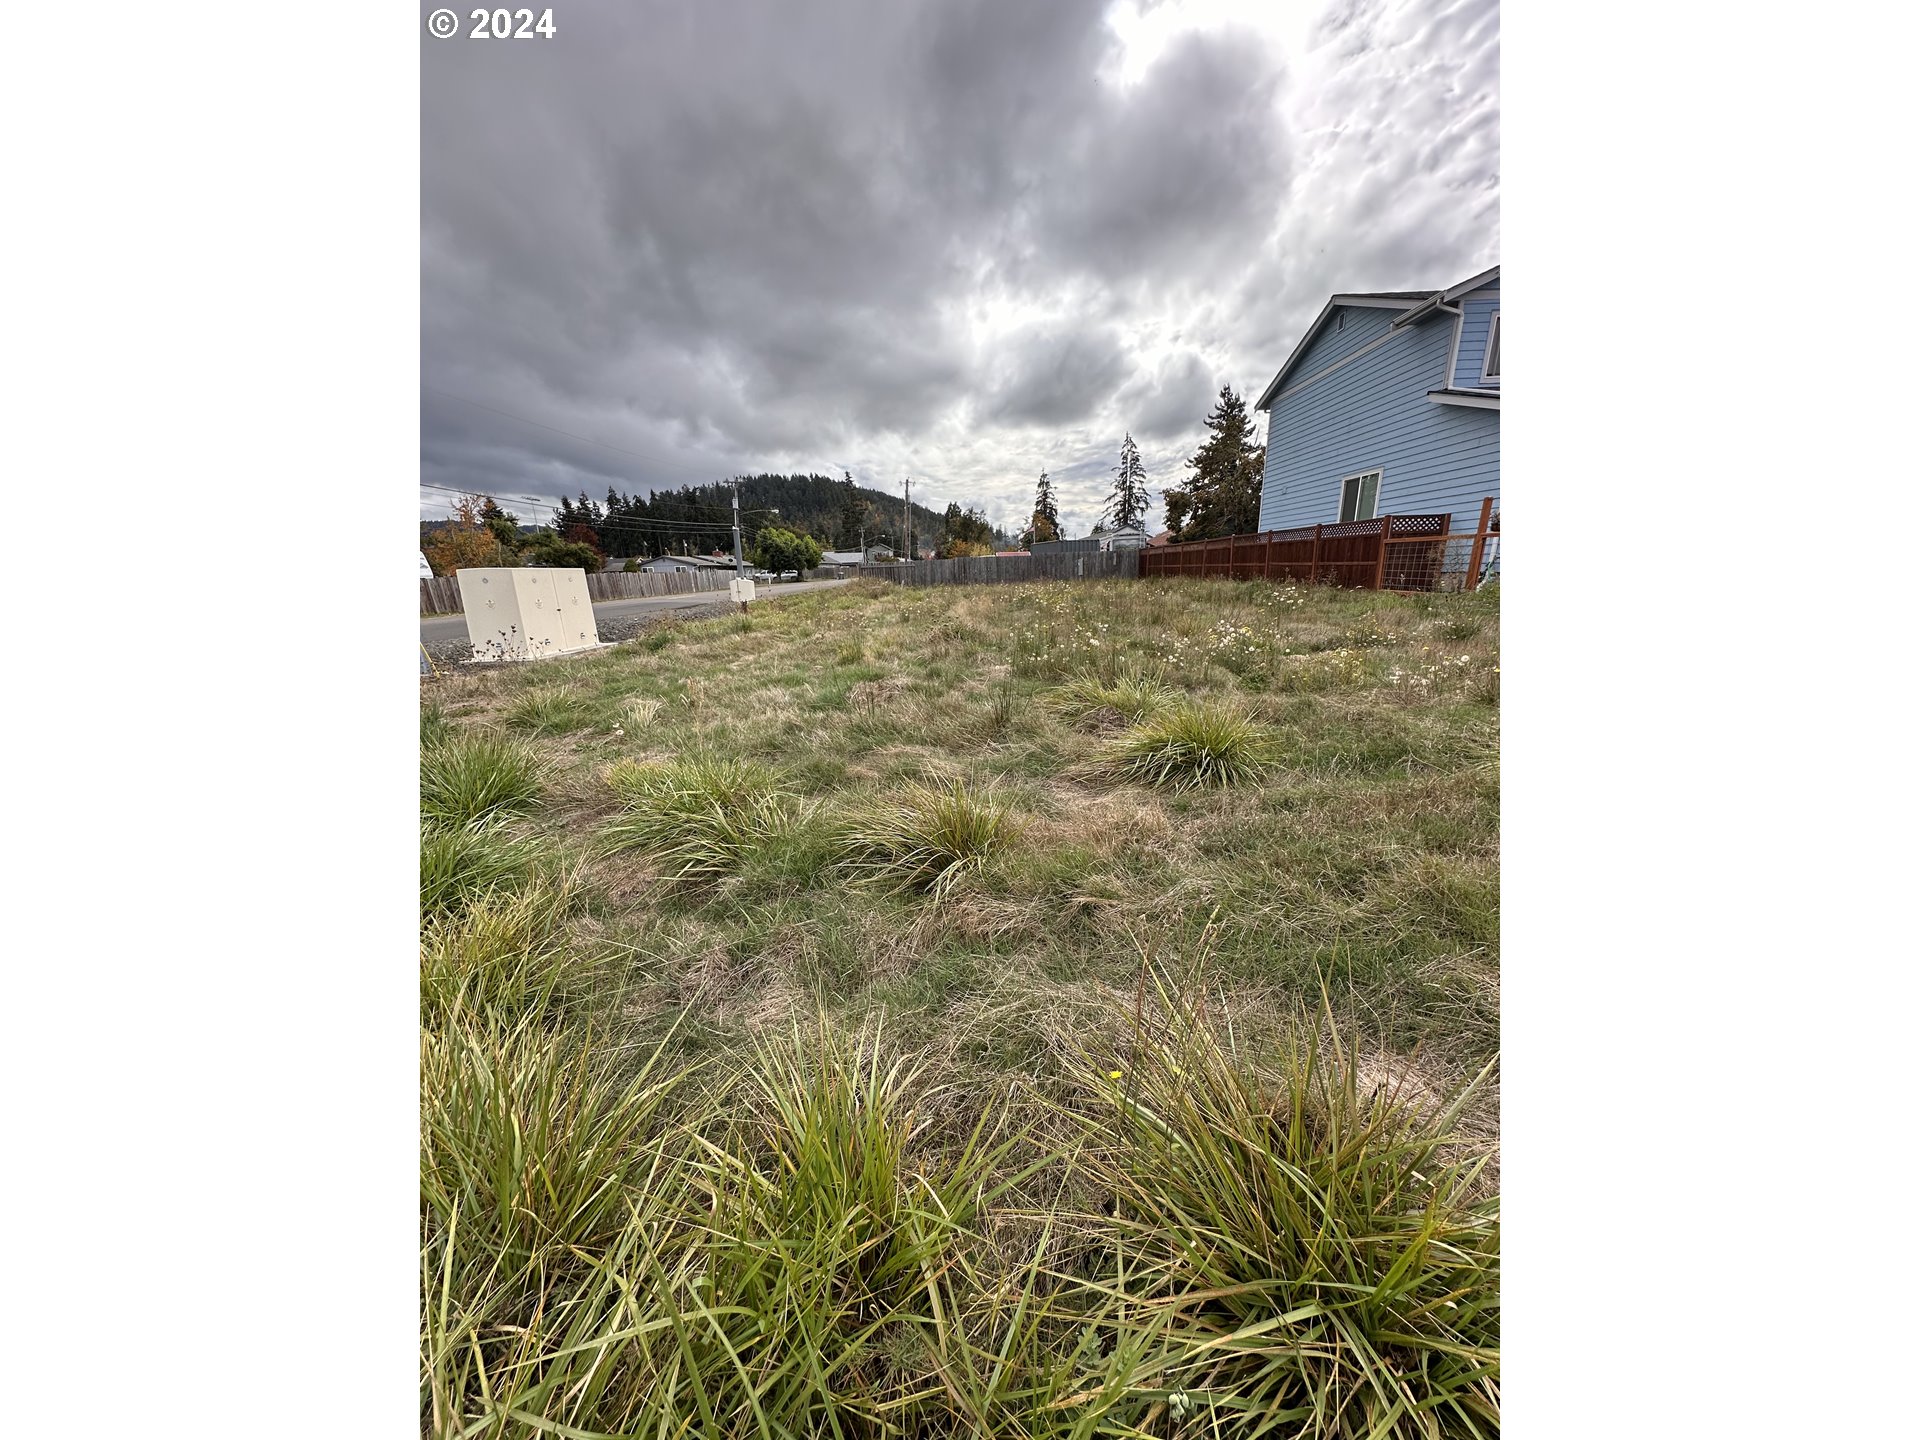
xmin=750 ymin=526 xmax=824 ymax=577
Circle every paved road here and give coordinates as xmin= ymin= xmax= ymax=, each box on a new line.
xmin=421 ymin=577 xmax=851 ymax=650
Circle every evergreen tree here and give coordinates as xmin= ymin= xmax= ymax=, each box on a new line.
xmin=937 ymin=502 xmax=995 ymax=558
xmin=837 ymin=472 xmax=866 ymax=547
xmin=1022 ymin=469 xmax=1061 ymax=546
xmin=1161 ymin=386 xmax=1266 ymax=541
xmin=1105 ymin=434 xmax=1149 ymax=532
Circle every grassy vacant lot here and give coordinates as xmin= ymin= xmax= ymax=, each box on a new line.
xmin=421 ymin=577 xmax=1500 ymax=1438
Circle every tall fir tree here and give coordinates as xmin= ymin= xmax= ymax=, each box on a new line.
xmin=1105 ymin=434 xmax=1149 ymax=531
xmin=1161 ymin=385 xmax=1266 ymax=541
xmin=837 ymin=472 xmax=866 ymax=548
xmin=1023 ymin=469 xmax=1060 ymax=545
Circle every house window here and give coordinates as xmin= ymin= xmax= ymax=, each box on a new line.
xmin=1337 ymin=470 xmax=1381 ymax=523
xmin=1480 ymin=315 xmax=1500 ymax=382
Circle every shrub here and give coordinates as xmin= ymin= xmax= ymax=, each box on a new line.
xmin=839 ymin=776 xmax=1016 ymax=898
xmin=1100 ymin=700 xmax=1273 ymax=790
xmin=1070 ymin=988 xmax=1500 ymax=1438
xmin=419 ymin=820 xmax=546 ymax=917
xmin=420 ymin=731 xmax=544 ymax=826
xmin=602 ymin=754 xmax=798 ymax=882
xmin=622 ymin=555 xmax=641 ymax=573
xmin=520 ymin=531 xmax=602 ymax=570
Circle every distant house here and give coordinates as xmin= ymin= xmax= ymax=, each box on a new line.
xmin=1100 ymin=525 xmax=1151 ymax=552
xmin=1148 ymin=530 xmax=1173 ymax=547
xmin=994 ymin=549 xmax=1030 ymax=558
xmin=820 ymin=549 xmax=866 ymax=566
xmin=1253 ymin=264 xmax=1498 ymax=536
xmin=640 ymin=553 xmax=736 ymax=574
xmin=1028 ymin=537 xmax=1098 ymax=556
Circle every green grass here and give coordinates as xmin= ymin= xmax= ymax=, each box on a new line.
xmin=420 ymin=731 xmax=544 ymax=827
xmin=602 ymin=754 xmax=799 ymax=883
xmin=1099 ymin=697 xmax=1275 ymax=790
xmin=838 ymin=775 xmax=1018 ymax=898
xmin=503 ymin=682 xmax=592 ymax=736
xmin=419 ymin=576 xmax=1501 ymax=1434
xmin=1046 ymin=661 xmax=1179 ymax=728
xmin=419 ymin=820 xmax=547 ymax=917
xmin=1070 ymin=978 xmax=1501 ymax=1436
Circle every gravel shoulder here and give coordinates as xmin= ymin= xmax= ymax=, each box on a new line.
xmin=421 ymin=580 xmax=849 ymax=666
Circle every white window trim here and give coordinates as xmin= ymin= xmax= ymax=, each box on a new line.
xmin=1479 ymin=314 xmax=1501 ymax=385
xmin=1337 ymin=469 xmax=1382 ymax=523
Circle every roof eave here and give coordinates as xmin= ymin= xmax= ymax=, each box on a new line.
xmin=1255 ymin=293 xmax=1430 ymax=410
xmin=1441 ymin=264 xmax=1501 ymax=302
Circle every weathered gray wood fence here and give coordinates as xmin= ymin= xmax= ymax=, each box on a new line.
xmin=872 ymin=550 xmax=1140 ymax=588
xmin=420 ymin=567 xmax=735 ymax=615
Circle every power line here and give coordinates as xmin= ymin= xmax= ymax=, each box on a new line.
xmin=416 ymin=483 xmax=785 ymax=529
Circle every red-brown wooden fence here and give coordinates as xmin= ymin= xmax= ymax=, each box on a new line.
xmin=1138 ymin=497 xmax=1499 ymax=593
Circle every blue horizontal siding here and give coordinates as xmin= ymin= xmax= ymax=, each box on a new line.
xmin=1280 ymin=304 xmax=1403 ymax=389
xmin=1256 ymin=312 xmax=1498 ymax=536
xmin=1452 ymin=297 xmax=1500 ymax=389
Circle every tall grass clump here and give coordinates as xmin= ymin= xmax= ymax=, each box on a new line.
xmin=839 ymin=776 xmax=1017 ymax=898
xmin=1100 ymin=699 xmax=1273 ymax=790
xmin=420 ymin=1017 xmax=697 ymax=1433
xmin=1070 ymin=985 xmax=1500 ymax=1437
xmin=419 ymin=880 xmax=581 ymax=1024
xmin=1047 ymin=662 xmax=1178 ymax=729
xmin=654 ymin=1022 xmax=1044 ymax=1433
xmin=419 ymin=820 xmax=547 ymax=917
xmin=504 ymin=682 xmax=590 ymax=736
xmin=421 ymin=730 xmax=544 ymax=827
xmin=602 ymin=754 xmax=798 ymax=882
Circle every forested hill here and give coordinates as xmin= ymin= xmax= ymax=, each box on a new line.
xmin=553 ymin=473 xmax=953 ymax=557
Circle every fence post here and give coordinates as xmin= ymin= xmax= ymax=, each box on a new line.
xmin=1308 ymin=525 xmax=1323 ymax=585
xmin=1464 ymin=496 xmax=1494 ymax=592
xmin=1373 ymin=515 xmax=1391 ymax=590
xmin=1263 ymin=534 xmax=1273 ymax=580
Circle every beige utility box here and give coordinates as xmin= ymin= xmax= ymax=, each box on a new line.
xmin=455 ymin=568 xmax=601 ymax=661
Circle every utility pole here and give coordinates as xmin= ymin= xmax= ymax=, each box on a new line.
xmin=903 ymin=478 xmax=911 ymax=562
xmin=731 ymin=478 xmax=745 ymax=576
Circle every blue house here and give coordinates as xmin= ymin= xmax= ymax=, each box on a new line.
xmin=1253 ymin=265 xmax=1499 ymax=538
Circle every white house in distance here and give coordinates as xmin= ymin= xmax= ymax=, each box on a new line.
xmin=639 ymin=553 xmax=735 ymax=574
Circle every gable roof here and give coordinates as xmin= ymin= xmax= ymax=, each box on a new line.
xmin=1253 ymin=265 xmax=1500 ymax=411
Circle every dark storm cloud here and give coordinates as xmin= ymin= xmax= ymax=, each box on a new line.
xmin=1116 ymin=351 xmax=1218 ymax=440
xmin=421 ymin=0 xmax=1499 ymax=530
xmin=983 ymin=324 xmax=1132 ymax=427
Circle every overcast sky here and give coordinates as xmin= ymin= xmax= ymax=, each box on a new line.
xmin=421 ymin=0 xmax=1498 ymax=540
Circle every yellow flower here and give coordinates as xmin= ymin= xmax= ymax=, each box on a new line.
xmin=1108 ymin=1070 xmax=1124 ymax=1080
